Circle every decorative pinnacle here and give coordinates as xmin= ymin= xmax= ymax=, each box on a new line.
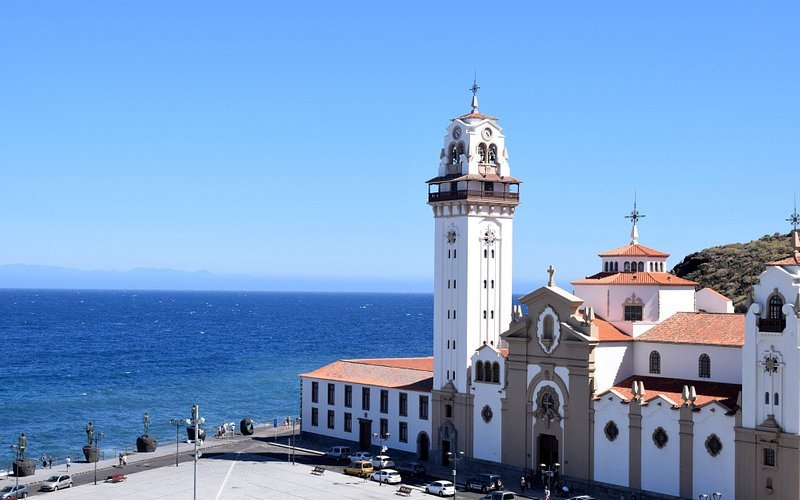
xmin=624 ymin=193 xmax=645 ymax=244
xmin=470 ymin=71 xmax=480 ymax=113
xmin=547 ymin=265 xmax=556 ymax=287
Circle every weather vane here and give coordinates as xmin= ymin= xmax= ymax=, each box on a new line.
xmin=470 ymin=70 xmax=480 ymax=97
xmin=787 ymin=195 xmax=800 ymax=232
xmin=625 ymin=194 xmax=645 ymax=227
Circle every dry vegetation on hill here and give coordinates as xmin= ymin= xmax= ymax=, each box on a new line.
xmin=672 ymin=233 xmax=793 ymax=313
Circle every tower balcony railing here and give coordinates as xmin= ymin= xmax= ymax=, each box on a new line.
xmin=428 ymin=190 xmax=519 ymax=203
xmin=758 ymin=317 xmax=786 ymax=333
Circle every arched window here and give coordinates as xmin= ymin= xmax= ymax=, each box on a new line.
xmin=637 ymin=262 xmax=644 ymax=272
xmin=475 ymin=361 xmax=484 ymax=382
xmin=478 ymin=143 xmax=488 ymax=163
xmin=769 ymin=295 xmax=784 ymax=320
xmin=649 ymin=262 xmax=653 ymax=271
xmin=765 ymin=392 xmax=770 ymax=404
xmin=614 ymin=262 xmax=619 ymax=272
xmin=457 ymin=142 xmax=465 ymax=159
xmin=488 ymin=144 xmax=497 ymax=165
xmin=699 ymin=354 xmax=711 ymax=378
xmin=449 ymin=143 xmax=458 ymax=165
xmin=483 ymin=280 xmax=487 ymax=289
xmin=649 ymin=351 xmax=661 ymax=374
xmin=484 ymin=362 xmax=493 ymax=382
xmin=624 ymin=262 xmax=631 ymax=272
xmin=604 ymin=262 xmax=609 ymax=272
xmin=660 ymin=262 xmax=664 ymax=272
xmin=543 ymin=316 xmax=554 ymax=341
xmin=492 ymin=362 xmax=500 ymax=384
xmin=775 ymin=393 xmax=780 ymax=406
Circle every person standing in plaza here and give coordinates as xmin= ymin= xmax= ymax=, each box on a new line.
xmin=66 ymin=457 xmax=71 ymax=471
xmin=520 ymin=476 xmax=526 ymax=495
xmin=48 ymin=455 xmax=53 ymax=468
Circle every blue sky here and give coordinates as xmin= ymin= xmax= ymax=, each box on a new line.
xmin=0 ymin=1 xmax=798 ymax=292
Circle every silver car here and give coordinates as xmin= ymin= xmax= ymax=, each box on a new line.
xmin=40 ymin=474 xmax=73 ymax=492
xmin=0 ymin=485 xmax=28 ymax=499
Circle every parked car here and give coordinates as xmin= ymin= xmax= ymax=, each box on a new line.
xmin=466 ymin=473 xmax=503 ymax=493
xmin=425 ymin=480 xmax=455 ymax=496
xmin=481 ymin=491 xmax=516 ymax=500
xmin=568 ymin=496 xmax=595 ymax=500
xmin=343 ymin=460 xmax=374 ymax=477
xmin=347 ymin=451 xmax=373 ymax=462
xmin=0 ymin=484 xmax=28 ymax=499
xmin=40 ymin=474 xmax=73 ymax=492
xmin=370 ymin=469 xmax=402 ymax=484
xmin=371 ymin=455 xmax=395 ymax=469
xmin=325 ymin=446 xmax=352 ymax=460
xmin=396 ymin=461 xmax=426 ymax=477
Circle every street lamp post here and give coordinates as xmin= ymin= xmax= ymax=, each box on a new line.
xmin=540 ymin=462 xmax=560 ymax=499
xmin=169 ymin=418 xmax=187 ymax=467
xmin=186 ymin=404 xmax=205 ymax=500
xmin=9 ymin=432 xmax=26 ymax=493
xmin=447 ymin=451 xmax=465 ymax=500
xmin=372 ymin=431 xmax=390 ymax=485
xmin=93 ymin=431 xmax=105 ymax=485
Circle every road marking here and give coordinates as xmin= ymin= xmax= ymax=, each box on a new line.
xmin=214 ymin=452 xmax=241 ymax=500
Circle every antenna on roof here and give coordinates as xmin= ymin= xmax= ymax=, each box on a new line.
xmin=469 ymin=71 xmax=480 ymax=113
xmin=624 ymin=191 xmax=646 ymax=244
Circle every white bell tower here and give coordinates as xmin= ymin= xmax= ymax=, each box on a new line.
xmin=427 ymin=85 xmax=521 ymax=395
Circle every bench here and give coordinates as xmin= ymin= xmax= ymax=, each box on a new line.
xmin=311 ymin=466 xmax=325 ymax=475
xmin=106 ymin=474 xmax=127 ymax=483
xmin=396 ymin=485 xmax=413 ymax=496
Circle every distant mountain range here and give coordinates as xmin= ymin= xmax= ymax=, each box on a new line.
xmin=672 ymin=233 xmax=794 ymax=312
xmin=0 ymin=264 xmax=432 ymax=293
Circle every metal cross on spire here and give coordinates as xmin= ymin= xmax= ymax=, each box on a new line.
xmin=624 ymin=193 xmax=645 ymax=244
xmin=469 ymin=71 xmax=480 ymax=113
xmin=787 ymin=194 xmax=800 ymax=232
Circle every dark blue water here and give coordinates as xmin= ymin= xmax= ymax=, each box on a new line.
xmin=0 ymin=290 xmax=432 ymax=466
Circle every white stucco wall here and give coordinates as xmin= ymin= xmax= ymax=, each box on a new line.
xmin=692 ymin=404 xmax=735 ymax=500
xmin=592 ymin=393 xmax=630 ymax=487
xmin=471 ymin=348 xmax=505 ymax=462
xmin=594 ymin=344 xmax=632 ymax=391
xmin=640 ymin=400 xmax=680 ymax=497
xmin=633 ymin=342 xmax=741 ymax=385
xmin=657 ymin=288 xmax=696 ymax=321
xmin=300 ymin=377 xmax=432 ymax=455
xmin=695 ymin=288 xmax=734 ymax=313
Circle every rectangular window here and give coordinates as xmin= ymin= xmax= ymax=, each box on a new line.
xmin=484 ymin=181 xmax=494 ymax=192
xmin=764 ymin=448 xmax=776 ymax=467
xmin=399 ymin=421 xmax=408 ymax=443
xmin=453 ymin=280 xmax=456 ymax=288
xmin=399 ymin=393 xmax=408 ymax=417
xmin=624 ymin=305 xmax=643 ymax=321
xmin=380 ymin=390 xmax=389 ymax=413
xmin=327 ymin=383 xmax=335 ymax=405
xmin=419 ymin=396 xmax=429 ymax=420
xmin=327 ymin=410 xmax=335 ymax=429
xmin=445 ymin=404 xmax=453 ymax=418
xmin=311 ymin=381 xmax=319 ymax=403
xmin=311 ymin=407 xmax=318 ymax=427
xmin=362 ymin=387 xmax=370 ymax=411
xmin=344 ymin=385 xmax=352 ymax=408
xmin=380 ymin=418 xmax=388 ymax=437
xmin=344 ymin=412 xmax=352 ymax=433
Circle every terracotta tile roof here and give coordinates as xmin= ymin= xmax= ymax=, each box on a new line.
xmin=453 ymin=112 xmax=498 ymax=121
xmin=300 ymin=357 xmax=433 ymax=392
xmin=601 ymin=375 xmax=740 ymax=411
xmin=594 ymin=316 xmax=632 ymax=342
xmin=572 ymin=272 xmax=697 ymax=286
xmin=768 ymin=251 xmax=800 ymax=266
xmin=598 ymin=243 xmax=669 ymax=258
xmin=426 ymin=173 xmax=522 ymax=184
xmin=635 ymin=312 xmax=744 ymax=346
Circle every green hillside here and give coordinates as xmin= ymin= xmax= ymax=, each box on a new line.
xmin=672 ymin=233 xmax=794 ymax=313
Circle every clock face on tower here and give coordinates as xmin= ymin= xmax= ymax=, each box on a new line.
xmin=481 ymin=128 xmax=492 ymax=140
xmin=452 ymin=127 xmax=462 ymax=139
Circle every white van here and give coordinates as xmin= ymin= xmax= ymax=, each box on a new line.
xmin=325 ymin=446 xmax=352 ymax=460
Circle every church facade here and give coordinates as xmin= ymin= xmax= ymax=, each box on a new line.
xmin=299 ymin=93 xmax=800 ymax=499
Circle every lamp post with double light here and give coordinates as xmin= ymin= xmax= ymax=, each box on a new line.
xmin=540 ymin=462 xmax=560 ymax=498
xmin=372 ymin=430 xmax=390 ymax=485
xmin=447 ymin=451 xmax=465 ymax=500
xmin=169 ymin=418 xmax=186 ymax=467
xmin=92 ymin=431 xmax=105 ymax=485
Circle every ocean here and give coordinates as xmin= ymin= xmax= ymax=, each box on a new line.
xmin=0 ymin=289 xmax=432 ymax=467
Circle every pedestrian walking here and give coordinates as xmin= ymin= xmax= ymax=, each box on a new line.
xmin=48 ymin=455 xmax=53 ymax=468
xmin=41 ymin=453 xmax=47 ymax=469
xmin=122 ymin=453 xmax=128 ymax=468
xmin=66 ymin=457 xmax=71 ymax=471
xmin=520 ymin=476 xmax=526 ymax=494
xmin=119 ymin=452 xmax=124 ymax=467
